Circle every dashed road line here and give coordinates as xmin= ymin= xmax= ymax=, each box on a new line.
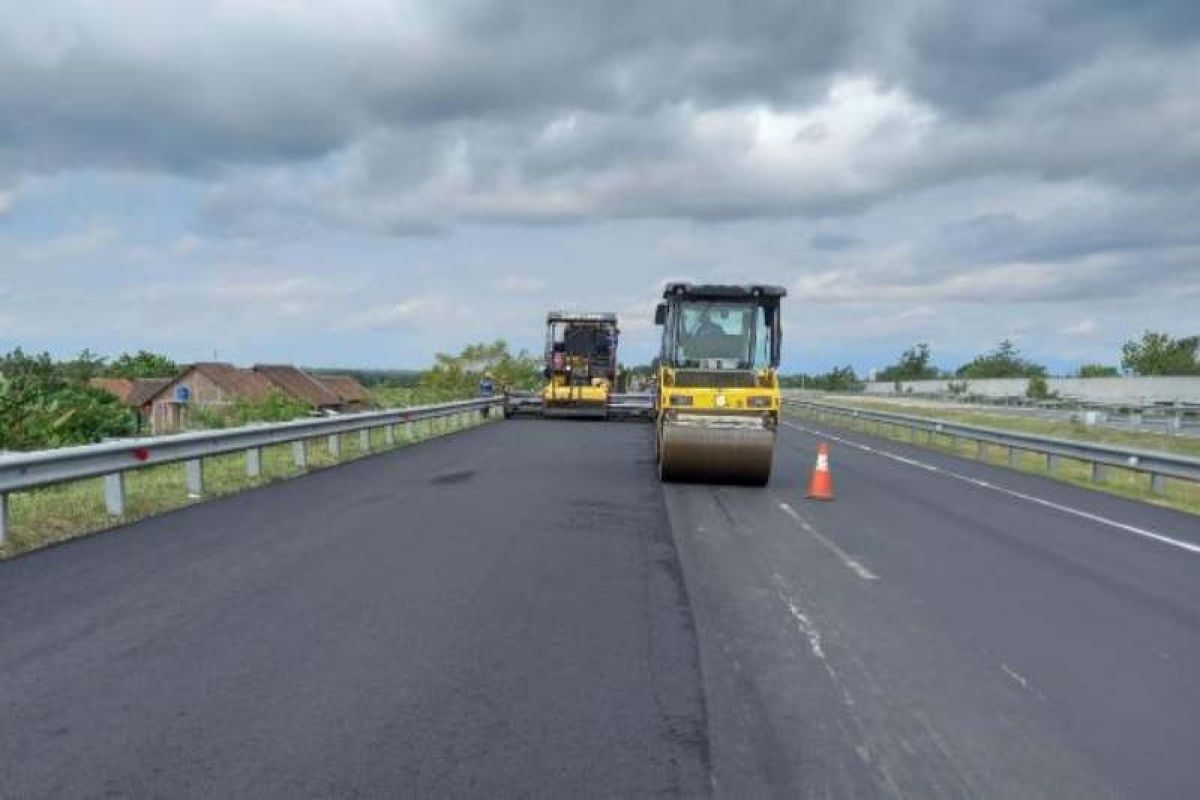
xmin=1001 ymin=663 xmax=1029 ymax=689
xmin=777 ymin=501 xmax=880 ymax=581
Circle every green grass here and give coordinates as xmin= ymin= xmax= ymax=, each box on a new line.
xmin=788 ymin=404 xmax=1200 ymax=517
xmin=826 ymin=397 xmax=1200 ymax=458
xmin=371 ymin=385 xmax=470 ymax=408
xmin=1 ymin=411 xmax=494 ymax=559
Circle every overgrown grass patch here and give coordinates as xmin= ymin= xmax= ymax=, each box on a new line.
xmin=788 ymin=406 xmax=1200 ymax=517
xmin=825 ymin=397 xmax=1200 ymax=459
xmin=1 ymin=410 xmax=495 ymax=559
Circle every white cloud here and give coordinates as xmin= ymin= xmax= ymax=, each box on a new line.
xmin=492 ymin=275 xmax=546 ymax=293
xmin=1060 ymin=319 xmax=1099 ymax=337
xmin=20 ymin=222 xmax=118 ymax=262
xmin=340 ymin=295 xmax=463 ymax=332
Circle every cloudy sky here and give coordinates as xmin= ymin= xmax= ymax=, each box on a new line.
xmin=1 ymin=1 xmax=1198 ymax=374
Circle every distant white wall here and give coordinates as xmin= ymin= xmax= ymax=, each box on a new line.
xmin=862 ymin=377 xmax=1200 ymax=404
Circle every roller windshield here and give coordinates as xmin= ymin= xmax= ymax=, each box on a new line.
xmin=672 ymin=302 xmax=774 ymax=369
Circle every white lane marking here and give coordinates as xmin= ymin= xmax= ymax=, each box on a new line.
xmin=1000 ymin=663 xmax=1028 ymax=689
xmin=773 ymin=578 xmax=827 ymax=660
xmin=778 ymin=501 xmax=880 ymax=581
xmin=784 ymin=421 xmax=1200 ymax=557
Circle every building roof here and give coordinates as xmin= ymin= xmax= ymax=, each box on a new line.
xmin=315 ymin=375 xmax=373 ymax=404
xmin=187 ymin=362 xmax=279 ymax=402
xmin=254 ymin=364 xmax=342 ymax=407
xmin=89 ymin=377 xmax=173 ymax=407
xmin=89 ymin=377 xmax=136 ymax=404
xmin=128 ymin=378 xmax=171 ymax=407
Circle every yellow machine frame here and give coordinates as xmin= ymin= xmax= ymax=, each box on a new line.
xmin=654 ymin=283 xmax=786 ymax=484
xmin=542 ymin=311 xmax=619 ymax=418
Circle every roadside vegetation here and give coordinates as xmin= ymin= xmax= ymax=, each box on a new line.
xmin=368 ymin=340 xmax=542 ymax=406
xmin=814 ymin=396 xmax=1200 ymax=458
xmin=0 ymin=349 xmax=139 ymax=450
xmin=0 ymin=339 xmax=536 ymax=558
xmin=1 ymin=411 xmax=492 ymax=558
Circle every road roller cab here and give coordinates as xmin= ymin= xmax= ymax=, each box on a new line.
xmin=654 ymin=283 xmax=785 ymax=484
xmin=542 ymin=311 xmax=620 ymax=418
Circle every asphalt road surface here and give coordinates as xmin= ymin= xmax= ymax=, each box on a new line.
xmin=2 ymin=416 xmax=1198 ymax=798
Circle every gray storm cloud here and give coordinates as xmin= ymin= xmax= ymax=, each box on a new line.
xmin=0 ymin=0 xmax=1198 ymax=368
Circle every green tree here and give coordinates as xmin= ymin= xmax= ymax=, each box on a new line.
xmin=1025 ymin=375 xmax=1056 ymax=400
xmin=0 ymin=348 xmax=55 ymax=383
xmin=1120 ymin=331 xmax=1200 ymax=376
xmin=107 ymin=350 xmax=178 ymax=379
xmin=0 ymin=351 xmax=134 ymax=450
xmin=782 ymin=366 xmax=863 ymax=392
xmin=876 ymin=343 xmax=939 ymax=382
xmin=1077 ymin=364 xmax=1119 ymax=378
xmin=60 ymin=349 xmax=108 ymax=384
xmin=820 ymin=365 xmax=864 ymax=392
xmin=956 ymin=340 xmax=1046 ymax=379
xmin=420 ymin=340 xmax=542 ymax=399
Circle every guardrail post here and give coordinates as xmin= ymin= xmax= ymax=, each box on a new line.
xmin=328 ymin=434 xmax=341 ymax=460
xmin=186 ymin=459 xmax=204 ymax=498
xmin=1151 ymin=473 xmax=1167 ymax=495
xmin=104 ymin=473 xmax=126 ymax=517
xmin=360 ymin=429 xmax=371 ymax=452
xmin=1091 ymin=462 xmax=1108 ymax=483
xmin=976 ymin=441 xmax=986 ymax=460
xmin=292 ymin=440 xmax=307 ymax=469
xmin=246 ymin=447 xmax=262 ymax=478
xmin=1 ymin=492 xmax=9 ymax=545
xmin=385 ymin=425 xmax=396 ymax=446
xmin=1008 ymin=447 xmax=1020 ymax=468
xmin=1047 ymin=453 xmax=1060 ymax=473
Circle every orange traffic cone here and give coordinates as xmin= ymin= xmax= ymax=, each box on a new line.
xmin=806 ymin=443 xmax=835 ymax=501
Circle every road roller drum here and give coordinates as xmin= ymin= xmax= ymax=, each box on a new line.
xmin=658 ymin=415 xmax=775 ymax=485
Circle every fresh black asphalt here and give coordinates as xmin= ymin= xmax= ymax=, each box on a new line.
xmin=2 ymin=415 xmax=1199 ymax=798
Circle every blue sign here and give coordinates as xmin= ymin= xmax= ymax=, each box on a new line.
xmin=175 ymin=384 xmax=192 ymax=403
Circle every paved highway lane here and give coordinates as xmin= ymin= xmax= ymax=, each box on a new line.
xmin=3 ymin=417 xmax=1199 ymax=798
xmin=0 ymin=420 xmax=710 ymax=799
xmin=667 ymin=417 xmax=1200 ymax=798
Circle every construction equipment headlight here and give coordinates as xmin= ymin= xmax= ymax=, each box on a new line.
xmin=748 ymin=396 xmax=773 ymax=408
xmin=669 ymin=394 xmax=694 ymax=406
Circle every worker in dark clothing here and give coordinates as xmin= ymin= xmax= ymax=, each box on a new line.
xmin=479 ymin=373 xmax=495 ymax=417
xmin=695 ymin=309 xmax=724 ymax=336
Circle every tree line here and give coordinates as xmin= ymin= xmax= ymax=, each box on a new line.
xmin=781 ymin=330 xmax=1200 ymax=393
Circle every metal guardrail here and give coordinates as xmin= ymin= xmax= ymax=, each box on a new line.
xmin=785 ymin=399 xmax=1200 ymax=494
xmin=0 ymin=397 xmax=503 ymax=545
xmin=608 ymin=393 xmax=655 ymax=415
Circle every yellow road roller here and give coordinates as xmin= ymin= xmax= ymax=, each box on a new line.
xmin=654 ymin=283 xmax=786 ymax=484
xmin=542 ymin=311 xmax=620 ymax=418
